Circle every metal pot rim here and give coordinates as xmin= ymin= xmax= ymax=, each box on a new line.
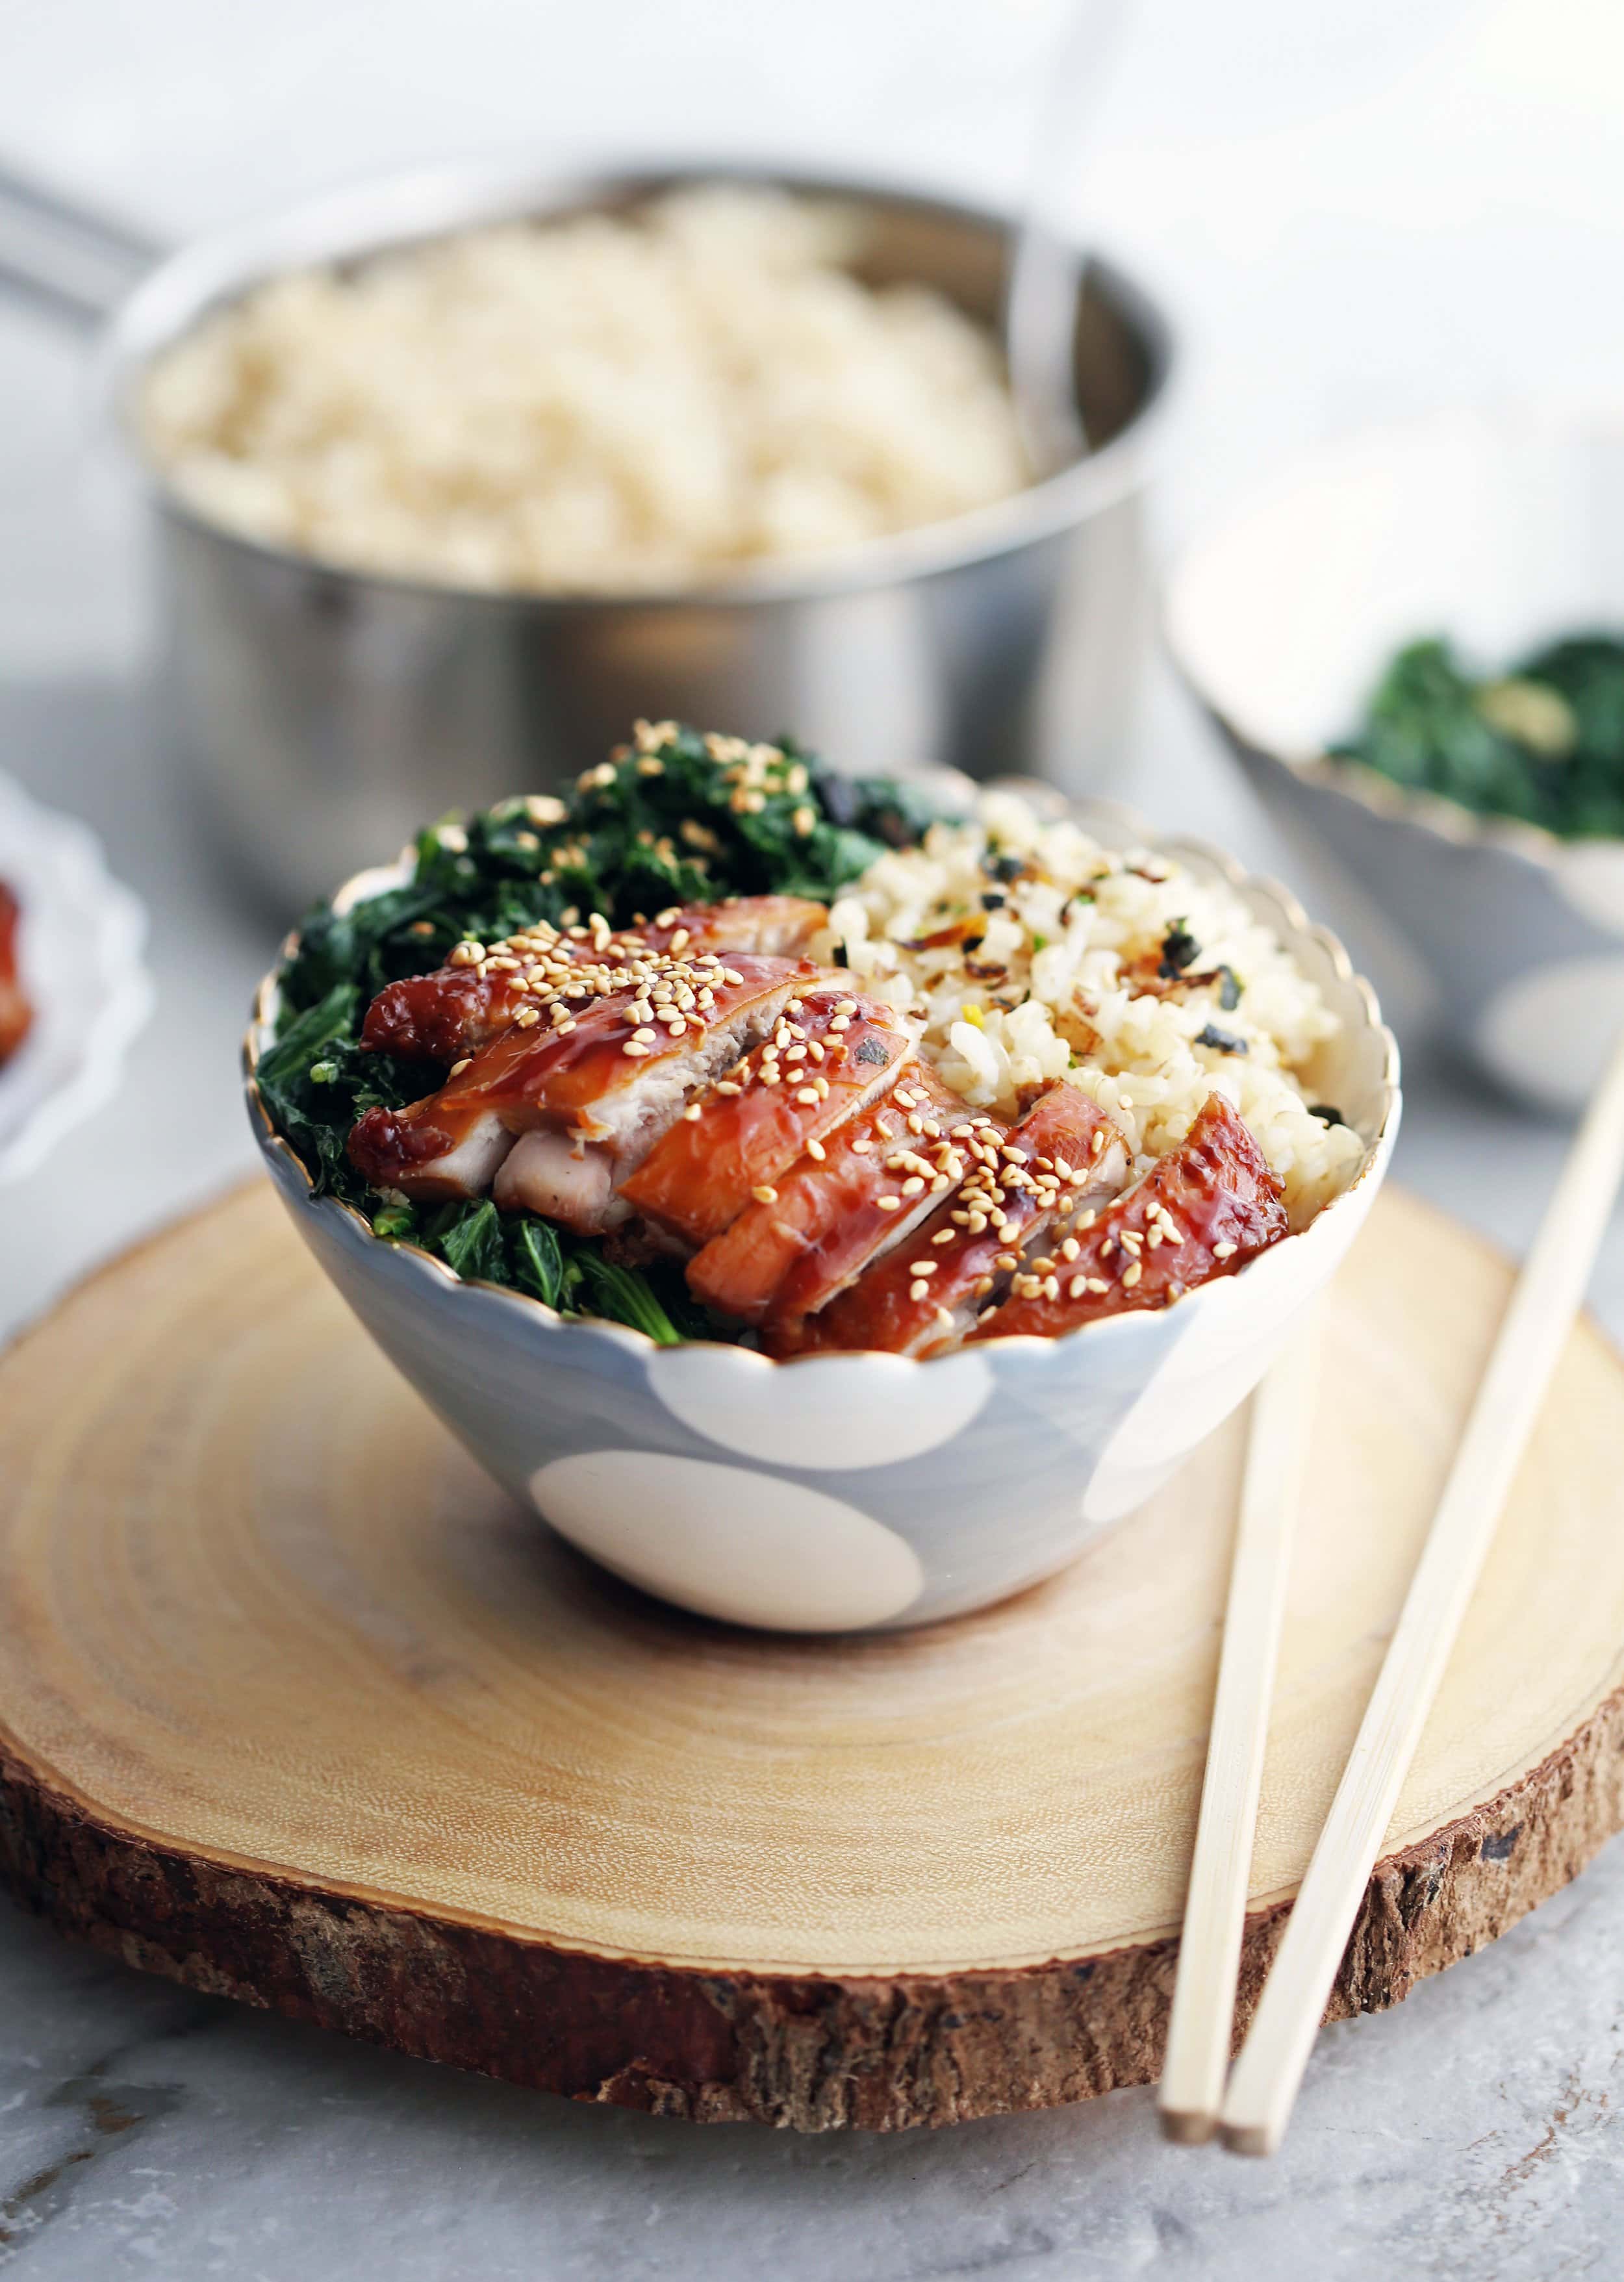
xmin=102 ymin=153 xmax=1176 ymax=611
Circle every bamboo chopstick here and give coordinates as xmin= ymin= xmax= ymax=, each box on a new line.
xmin=1158 ymin=1325 xmax=1319 ymax=2142
xmin=1219 ymin=1030 xmax=1624 ymax=2157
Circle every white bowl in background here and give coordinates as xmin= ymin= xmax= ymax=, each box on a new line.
xmin=245 ymin=798 xmax=1397 ymax=1634
xmin=0 ymin=773 xmax=151 ymax=1182
xmin=1167 ymin=403 xmax=1624 ymax=1113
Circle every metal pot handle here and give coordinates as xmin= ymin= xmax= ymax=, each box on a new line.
xmin=0 ymin=161 xmax=162 ymax=325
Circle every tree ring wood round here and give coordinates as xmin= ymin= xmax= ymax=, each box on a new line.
xmin=3 ymin=1182 xmax=1624 ymax=2132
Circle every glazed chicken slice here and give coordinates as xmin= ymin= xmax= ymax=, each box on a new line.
xmin=784 ymin=1082 xmax=1130 ymax=1358
xmin=0 ymin=885 xmax=31 ymax=1063
xmin=971 ymin=1092 xmax=1288 ymax=1342
xmin=361 ymin=896 xmax=827 ymax=1064
xmin=348 ymin=948 xmax=812 ymax=1224
xmin=690 ymin=1063 xmax=985 ymax=1332
xmin=618 ymin=986 xmax=920 ymax=1249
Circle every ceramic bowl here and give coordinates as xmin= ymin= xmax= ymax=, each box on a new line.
xmin=244 ymin=798 xmax=1398 ymax=1634
xmin=0 ymin=772 xmax=151 ymax=1182
xmin=1166 ymin=404 xmax=1624 ymax=1115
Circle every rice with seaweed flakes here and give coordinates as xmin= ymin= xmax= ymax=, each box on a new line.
xmin=816 ymin=791 xmax=1364 ymax=1228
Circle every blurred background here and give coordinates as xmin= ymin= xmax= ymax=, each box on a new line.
xmin=3 ymin=0 xmax=1622 ymax=1313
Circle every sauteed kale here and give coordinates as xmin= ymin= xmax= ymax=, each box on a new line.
xmin=1336 ymin=633 xmax=1624 ymax=838
xmin=256 ymin=726 xmax=952 ymax=1339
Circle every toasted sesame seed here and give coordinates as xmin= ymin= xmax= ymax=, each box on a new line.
xmin=1087 ymin=1276 xmax=1110 ymax=1295
xmin=448 ymin=1056 xmax=472 ymax=1077
xmin=1213 ymin=1239 xmax=1237 ymax=1259
xmin=796 ymin=1085 xmax=820 ymax=1106
xmin=806 ymin=1137 xmax=826 ymax=1161
xmin=909 ymin=1279 xmax=930 ymax=1302
xmin=908 ymin=1261 xmax=937 ymax=1277
xmin=902 ymin=1176 xmax=926 ymax=1197
xmin=513 ymin=1008 xmax=540 ymax=1029
xmin=1123 ymin=1261 xmax=1142 ymax=1287
xmin=1069 ymin=1276 xmax=1087 ymax=1300
xmin=752 ymin=1185 xmax=779 ymax=1206
xmin=876 ymin=1195 xmax=902 ymax=1212
xmin=850 ymin=1138 xmax=872 ymax=1155
xmin=932 ymin=1226 xmax=956 ymax=1245
xmin=622 ymin=1041 xmax=651 ymax=1058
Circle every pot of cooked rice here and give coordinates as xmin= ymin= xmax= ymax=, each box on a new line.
xmin=0 ymin=158 xmax=1172 ymax=910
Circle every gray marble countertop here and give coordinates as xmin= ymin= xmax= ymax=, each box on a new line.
xmin=5 ymin=1 xmax=1624 ymax=2272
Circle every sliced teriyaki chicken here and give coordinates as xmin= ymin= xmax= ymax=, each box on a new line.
xmin=348 ymin=948 xmax=813 ymax=1224
xmin=971 ymin=1092 xmax=1288 ymax=1343
xmin=782 ymin=1083 xmax=1129 ymax=1358
xmin=690 ymin=1063 xmax=987 ymax=1333
xmin=0 ymin=884 xmax=31 ymax=1063
xmin=360 ymin=896 xmax=826 ymax=1064
xmin=618 ymin=987 xmax=920 ymax=1249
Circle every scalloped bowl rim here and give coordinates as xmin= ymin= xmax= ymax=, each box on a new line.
xmin=1161 ymin=402 xmax=1624 ymax=884
xmin=244 ymin=787 xmax=1400 ymax=1375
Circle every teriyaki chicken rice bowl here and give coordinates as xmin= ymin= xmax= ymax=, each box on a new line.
xmin=256 ymin=722 xmax=1370 ymax=1360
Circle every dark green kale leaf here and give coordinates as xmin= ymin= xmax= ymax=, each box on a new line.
xmin=1334 ymin=631 xmax=1624 ymax=838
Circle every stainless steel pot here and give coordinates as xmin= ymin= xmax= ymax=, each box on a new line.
xmin=0 ymin=158 xmax=1174 ymax=912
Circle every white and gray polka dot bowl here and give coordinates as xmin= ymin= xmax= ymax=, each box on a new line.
xmin=1167 ymin=403 xmax=1624 ymax=1115
xmin=244 ymin=799 xmax=1399 ymax=1634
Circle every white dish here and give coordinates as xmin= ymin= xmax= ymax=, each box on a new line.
xmin=1166 ymin=403 xmax=1624 ymax=1112
xmin=0 ymin=774 xmax=151 ymax=1183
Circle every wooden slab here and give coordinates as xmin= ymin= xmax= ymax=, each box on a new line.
xmin=3 ymin=1182 xmax=1624 ymax=2131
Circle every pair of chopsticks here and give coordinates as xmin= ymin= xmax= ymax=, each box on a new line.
xmin=1159 ymin=1031 xmax=1624 ymax=2155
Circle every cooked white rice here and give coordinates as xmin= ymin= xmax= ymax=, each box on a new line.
xmin=815 ymin=791 xmax=1365 ymax=1229
xmin=138 ymin=184 xmax=1029 ymax=595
